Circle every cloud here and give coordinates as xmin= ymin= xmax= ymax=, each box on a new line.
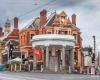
xmin=53 ymin=0 xmax=86 ymax=7
xmin=0 ymin=0 xmax=100 ymax=51
xmin=55 ymin=0 xmax=100 ymax=49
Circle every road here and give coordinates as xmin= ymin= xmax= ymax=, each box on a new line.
xmin=0 ymin=71 xmax=100 ymax=80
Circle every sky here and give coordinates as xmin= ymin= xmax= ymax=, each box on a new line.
xmin=0 ymin=0 xmax=100 ymax=51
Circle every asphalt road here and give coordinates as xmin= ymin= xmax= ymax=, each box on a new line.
xmin=0 ymin=71 xmax=100 ymax=80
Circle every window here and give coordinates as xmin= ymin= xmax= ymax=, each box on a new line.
xmin=47 ymin=32 xmax=51 ymax=34
xmin=65 ymin=31 xmax=68 ymax=34
xmin=58 ymin=31 xmax=67 ymax=34
xmin=31 ymin=34 xmax=34 ymax=39
xmin=73 ymin=34 xmax=76 ymax=40
xmin=61 ymin=16 xmax=65 ymax=24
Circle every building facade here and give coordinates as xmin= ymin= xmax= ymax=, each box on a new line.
xmin=19 ymin=9 xmax=83 ymax=73
xmin=0 ymin=17 xmax=20 ymax=64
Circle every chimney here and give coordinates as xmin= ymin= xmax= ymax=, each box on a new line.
xmin=14 ymin=17 xmax=18 ymax=29
xmin=72 ymin=14 xmax=76 ymax=25
xmin=40 ymin=9 xmax=47 ymax=27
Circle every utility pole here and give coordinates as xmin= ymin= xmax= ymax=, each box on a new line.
xmin=98 ymin=52 xmax=100 ymax=67
xmin=93 ymin=35 xmax=96 ymax=54
xmin=92 ymin=35 xmax=96 ymax=75
xmin=92 ymin=35 xmax=96 ymax=63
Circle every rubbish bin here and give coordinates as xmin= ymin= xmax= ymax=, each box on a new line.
xmin=0 ymin=64 xmax=4 ymax=71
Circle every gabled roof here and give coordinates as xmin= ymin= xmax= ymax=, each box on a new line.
xmin=59 ymin=11 xmax=67 ymax=16
xmin=20 ymin=10 xmax=80 ymax=32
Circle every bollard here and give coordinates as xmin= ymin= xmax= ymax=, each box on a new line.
xmin=28 ymin=64 xmax=30 ymax=71
xmin=41 ymin=65 xmax=43 ymax=72
xmin=19 ymin=64 xmax=21 ymax=71
xmin=15 ymin=64 xmax=17 ymax=72
xmin=55 ymin=65 xmax=57 ymax=72
xmin=11 ymin=65 xmax=13 ymax=71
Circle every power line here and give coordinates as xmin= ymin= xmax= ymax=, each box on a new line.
xmin=8 ymin=0 xmax=57 ymax=23
xmin=19 ymin=0 xmax=57 ymax=18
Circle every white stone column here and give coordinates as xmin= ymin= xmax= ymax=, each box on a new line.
xmin=33 ymin=55 xmax=37 ymax=71
xmin=46 ymin=46 xmax=49 ymax=69
xmin=62 ymin=46 xmax=66 ymax=70
xmin=28 ymin=64 xmax=30 ymax=71
xmin=11 ymin=64 xmax=13 ymax=71
xmin=52 ymin=47 xmax=56 ymax=56
xmin=39 ymin=46 xmax=45 ymax=71
xmin=15 ymin=64 xmax=17 ymax=71
xmin=19 ymin=64 xmax=21 ymax=71
xmin=70 ymin=47 xmax=75 ymax=73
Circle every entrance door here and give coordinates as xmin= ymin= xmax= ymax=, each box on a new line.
xmin=57 ymin=50 xmax=61 ymax=71
xmin=49 ymin=56 xmax=58 ymax=71
xmin=65 ymin=50 xmax=69 ymax=72
xmin=49 ymin=50 xmax=61 ymax=72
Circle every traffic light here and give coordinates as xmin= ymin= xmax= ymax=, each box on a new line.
xmin=9 ymin=44 xmax=13 ymax=58
xmin=92 ymin=53 xmax=95 ymax=63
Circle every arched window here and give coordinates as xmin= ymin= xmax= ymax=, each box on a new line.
xmin=31 ymin=34 xmax=34 ymax=39
xmin=61 ymin=16 xmax=65 ymax=25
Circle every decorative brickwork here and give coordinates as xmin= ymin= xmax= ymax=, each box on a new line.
xmin=19 ymin=10 xmax=83 ymax=71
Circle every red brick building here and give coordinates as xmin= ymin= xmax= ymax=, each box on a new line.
xmin=19 ymin=9 xmax=84 ymax=72
xmin=0 ymin=17 xmax=20 ymax=64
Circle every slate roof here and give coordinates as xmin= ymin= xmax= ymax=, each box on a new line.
xmin=21 ymin=17 xmax=40 ymax=31
xmin=45 ymin=12 xmax=56 ymax=27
